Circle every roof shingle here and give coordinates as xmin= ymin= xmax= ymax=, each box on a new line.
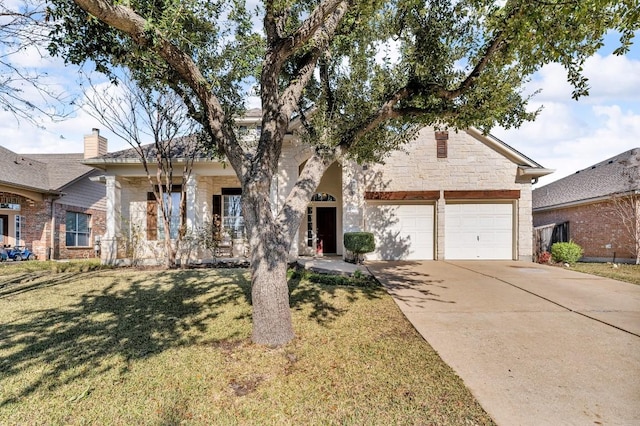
xmin=533 ymin=148 xmax=640 ymax=209
xmin=0 ymin=146 xmax=95 ymax=193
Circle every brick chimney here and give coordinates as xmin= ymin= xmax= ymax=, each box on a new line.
xmin=84 ymin=128 xmax=108 ymax=159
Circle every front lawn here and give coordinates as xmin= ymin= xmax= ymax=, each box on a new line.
xmin=571 ymin=262 xmax=640 ymax=285
xmin=0 ymin=265 xmax=493 ymax=425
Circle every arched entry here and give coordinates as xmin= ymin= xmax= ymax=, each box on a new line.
xmin=308 ymin=193 xmax=337 ymax=254
xmin=297 ymin=160 xmax=343 ymax=256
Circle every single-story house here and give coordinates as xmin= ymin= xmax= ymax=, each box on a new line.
xmin=84 ymin=109 xmax=551 ymax=265
xmin=533 ymin=148 xmax=640 ymax=263
xmin=0 ymin=130 xmax=107 ymax=260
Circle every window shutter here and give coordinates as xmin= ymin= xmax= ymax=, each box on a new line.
xmin=435 ymin=131 xmax=448 ymax=158
xmin=147 ymin=192 xmax=157 ymax=240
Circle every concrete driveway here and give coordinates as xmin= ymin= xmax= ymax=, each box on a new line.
xmin=367 ymin=261 xmax=640 ymax=426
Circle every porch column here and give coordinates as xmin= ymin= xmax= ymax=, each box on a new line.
xmin=342 ymin=160 xmax=364 ymax=260
xmin=102 ymin=175 xmax=121 ymax=265
xmin=186 ymin=173 xmax=198 ymax=231
xmin=342 ymin=159 xmax=364 ymax=233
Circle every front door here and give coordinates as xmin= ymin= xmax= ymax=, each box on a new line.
xmin=316 ymin=207 xmax=337 ymax=254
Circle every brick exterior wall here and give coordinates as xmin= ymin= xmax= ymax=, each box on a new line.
xmin=53 ymin=202 xmax=106 ymax=260
xmin=0 ymin=192 xmax=52 ymax=260
xmin=533 ymin=200 xmax=636 ymax=262
xmin=0 ymin=192 xmax=107 ymax=261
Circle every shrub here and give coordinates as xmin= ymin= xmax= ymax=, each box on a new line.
xmin=343 ymin=232 xmax=375 ymax=264
xmin=551 ymin=241 xmax=584 ymax=264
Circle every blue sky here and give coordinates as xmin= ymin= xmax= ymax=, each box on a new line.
xmin=1 ymin=11 xmax=638 ymax=187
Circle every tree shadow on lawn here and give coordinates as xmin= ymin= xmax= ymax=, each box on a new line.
xmin=0 ymin=269 xmax=251 ymax=406
xmin=288 ymin=271 xmax=385 ymax=325
xmin=0 ymin=267 xmax=376 ymax=405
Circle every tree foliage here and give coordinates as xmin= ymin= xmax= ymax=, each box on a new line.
xmin=43 ymin=0 xmax=638 ymax=346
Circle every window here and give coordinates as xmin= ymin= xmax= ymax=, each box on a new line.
xmin=223 ymin=194 xmax=244 ymax=238
xmin=66 ymin=212 xmax=91 ymax=247
xmin=158 ymin=191 xmax=183 ymax=240
xmin=147 ymin=186 xmax=185 ymax=241
xmin=0 ymin=203 xmax=20 ymax=210
xmin=15 ymin=215 xmax=22 ymax=245
xmin=306 ymin=207 xmax=313 ymax=247
xmin=311 ymin=192 xmax=336 ymax=202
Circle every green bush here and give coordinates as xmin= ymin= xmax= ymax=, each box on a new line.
xmin=551 ymin=241 xmax=584 ymax=264
xmin=343 ymin=232 xmax=375 ymax=254
xmin=344 ymin=232 xmax=375 ymax=264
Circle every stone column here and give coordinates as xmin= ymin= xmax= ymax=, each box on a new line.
xmin=342 ymin=159 xmax=364 ymax=233
xmin=342 ymin=160 xmax=365 ymax=261
xmin=186 ymin=173 xmax=198 ymax=231
xmin=102 ymin=175 xmax=121 ymax=265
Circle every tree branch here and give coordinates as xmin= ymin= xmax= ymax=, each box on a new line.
xmin=71 ymin=0 xmax=246 ymax=174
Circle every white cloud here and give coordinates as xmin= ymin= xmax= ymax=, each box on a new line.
xmin=527 ymin=53 xmax=640 ymax=104
xmin=497 ymin=105 xmax=640 ymax=186
xmin=583 ymin=54 xmax=640 ymax=101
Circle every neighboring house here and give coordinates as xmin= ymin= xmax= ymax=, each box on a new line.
xmin=0 ymin=130 xmax=107 ymax=260
xmin=84 ymin=109 xmax=551 ymax=265
xmin=533 ymin=148 xmax=640 ymax=263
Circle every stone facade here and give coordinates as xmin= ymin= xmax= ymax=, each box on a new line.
xmin=95 ymin=126 xmax=545 ymax=264
xmin=355 ymin=127 xmax=535 ymax=261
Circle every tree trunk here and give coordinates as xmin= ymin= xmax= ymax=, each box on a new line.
xmin=250 ymin=238 xmax=294 ymax=346
xmin=244 ymin=183 xmax=295 ymax=347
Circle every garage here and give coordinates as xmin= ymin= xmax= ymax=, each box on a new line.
xmin=365 ymin=203 xmax=434 ymax=260
xmin=445 ymin=203 xmax=514 ymax=259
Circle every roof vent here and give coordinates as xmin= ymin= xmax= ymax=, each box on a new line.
xmin=608 ymin=160 xmax=614 ymax=164
xmin=591 ymin=166 xmax=596 ymax=169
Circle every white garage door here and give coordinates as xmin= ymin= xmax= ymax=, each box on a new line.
xmin=445 ymin=203 xmax=513 ymax=260
xmin=365 ymin=204 xmax=434 ymax=260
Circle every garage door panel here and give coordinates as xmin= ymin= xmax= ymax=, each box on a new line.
xmin=365 ymin=204 xmax=434 ymax=260
xmin=445 ymin=203 xmax=513 ymax=260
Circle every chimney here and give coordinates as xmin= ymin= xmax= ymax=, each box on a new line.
xmin=84 ymin=128 xmax=108 ymax=159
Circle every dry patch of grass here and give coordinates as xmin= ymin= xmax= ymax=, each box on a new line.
xmin=571 ymin=262 xmax=640 ymax=285
xmin=0 ymin=267 xmax=493 ymax=425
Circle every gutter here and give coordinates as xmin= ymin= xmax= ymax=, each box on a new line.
xmin=0 ymin=179 xmax=62 ymax=196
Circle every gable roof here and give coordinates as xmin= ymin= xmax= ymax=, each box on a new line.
xmin=465 ymin=128 xmax=554 ymax=182
xmin=83 ymin=135 xmax=215 ymax=167
xmin=533 ymin=148 xmax=640 ymax=210
xmin=0 ymin=145 xmax=95 ymax=193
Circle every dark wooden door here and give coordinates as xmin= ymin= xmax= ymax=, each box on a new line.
xmin=316 ymin=207 xmax=337 ymax=254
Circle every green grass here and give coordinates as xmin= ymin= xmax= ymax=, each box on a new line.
xmin=572 ymin=262 xmax=640 ymax=285
xmin=0 ymin=267 xmax=493 ymax=425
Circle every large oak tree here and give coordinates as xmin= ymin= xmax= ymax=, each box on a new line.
xmin=46 ymin=0 xmax=637 ymax=346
